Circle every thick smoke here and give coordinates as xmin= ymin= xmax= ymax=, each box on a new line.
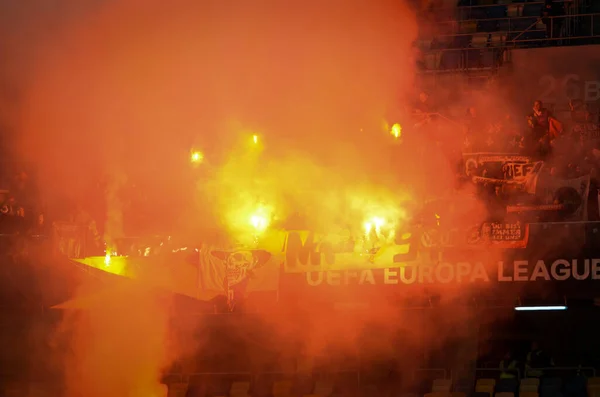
xmin=3 ymin=0 xmax=514 ymax=393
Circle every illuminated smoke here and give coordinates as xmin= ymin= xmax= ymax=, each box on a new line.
xmin=1 ymin=0 xmax=522 ymax=392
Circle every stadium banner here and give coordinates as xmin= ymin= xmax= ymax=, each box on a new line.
xmin=510 ymin=45 xmax=600 ymax=111
xmin=301 ymin=258 xmax=600 ymax=287
xmin=462 ymin=153 xmax=543 ymax=193
xmin=463 ymin=153 xmax=534 ymax=175
xmin=198 ymin=245 xmax=281 ymax=305
xmin=283 ymin=226 xmax=530 ymax=275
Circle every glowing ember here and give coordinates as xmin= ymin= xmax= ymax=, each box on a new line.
xmin=190 ymin=150 xmax=204 ymax=164
xmin=390 ymin=123 xmax=402 ymax=139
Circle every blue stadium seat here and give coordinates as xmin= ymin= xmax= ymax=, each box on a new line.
xmin=563 ymin=376 xmax=586 ymax=397
xmin=496 ymin=378 xmax=519 ymax=394
xmin=522 ymin=3 xmax=543 ymax=17
xmin=441 ymin=51 xmax=462 ymax=70
xmin=486 ymin=5 xmax=508 ymax=19
xmin=541 ymin=378 xmax=563 ymax=397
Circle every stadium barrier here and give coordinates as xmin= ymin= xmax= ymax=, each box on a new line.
xmin=161 ymin=366 xmax=592 ymax=391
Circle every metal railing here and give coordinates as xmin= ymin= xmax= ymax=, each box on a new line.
xmin=425 ymin=12 xmax=598 ymax=42
xmin=162 ymin=366 xmax=593 ymax=388
xmin=418 ymin=0 xmax=574 ymax=20
xmin=416 ymin=13 xmax=600 ymax=72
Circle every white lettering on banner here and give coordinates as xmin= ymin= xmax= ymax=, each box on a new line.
xmin=539 ymin=74 xmax=600 ymax=103
xmin=305 ymin=259 xmax=600 ymax=286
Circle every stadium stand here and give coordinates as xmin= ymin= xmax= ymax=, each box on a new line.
xmin=415 ymin=0 xmax=600 ymax=74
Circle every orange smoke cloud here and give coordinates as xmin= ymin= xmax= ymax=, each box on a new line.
xmin=3 ymin=0 xmax=507 ymax=392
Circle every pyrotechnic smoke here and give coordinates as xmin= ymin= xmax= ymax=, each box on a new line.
xmin=2 ymin=0 xmax=520 ymax=393
xmin=57 ymin=283 xmax=171 ymax=397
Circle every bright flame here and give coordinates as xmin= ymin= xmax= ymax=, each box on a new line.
xmin=390 ymin=123 xmax=402 ymax=139
xmin=190 ymin=150 xmax=204 ymax=164
xmin=364 ymin=216 xmax=386 ymax=235
xmin=252 ymin=134 xmax=258 ymax=145
xmin=104 ymin=252 xmax=111 ymax=266
xmin=250 ymin=208 xmax=270 ymax=234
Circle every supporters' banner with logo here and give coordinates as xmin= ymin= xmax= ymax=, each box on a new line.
xmin=462 ymin=153 xmax=543 ymax=193
xmin=198 ymin=245 xmax=281 ymax=309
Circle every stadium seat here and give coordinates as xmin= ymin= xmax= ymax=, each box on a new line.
xmin=472 ymin=33 xmax=490 ymax=47
xmin=521 ymin=392 xmax=540 ymax=397
xmin=229 ymin=381 xmax=250 ymax=397
xmin=273 ymin=380 xmax=293 ymax=397
xmin=425 ymin=392 xmax=451 ymax=397
xmin=475 ymin=392 xmax=493 ymax=397
xmin=432 ymin=379 xmax=453 ymax=393
xmin=496 ymin=392 xmax=515 ymax=397
xmin=588 ymin=378 xmax=600 ymax=397
xmin=496 ymin=378 xmax=519 ymax=394
xmin=476 ymin=379 xmax=496 ymax=397
xmin=167 ymin=382 xmax=188 ymax=397
xmin=460 ymin=21 xmax=478 ymax=34
xmin=507 ymin=4 xmax=522 ymax=17
xmin=541 ymin=378 xmax=562 ymax=389
xmin=563 ymin=376 xmax=586 ymax=397
xmin=454 ymin=379 xmax=474 ymax=394
xmin=521 ymin=378 xmax=541 ymax=393
xmin=452 ymin=392 xmax=467 ymax=397
xmin=490 ymin=33 xmax=507 ymax=46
